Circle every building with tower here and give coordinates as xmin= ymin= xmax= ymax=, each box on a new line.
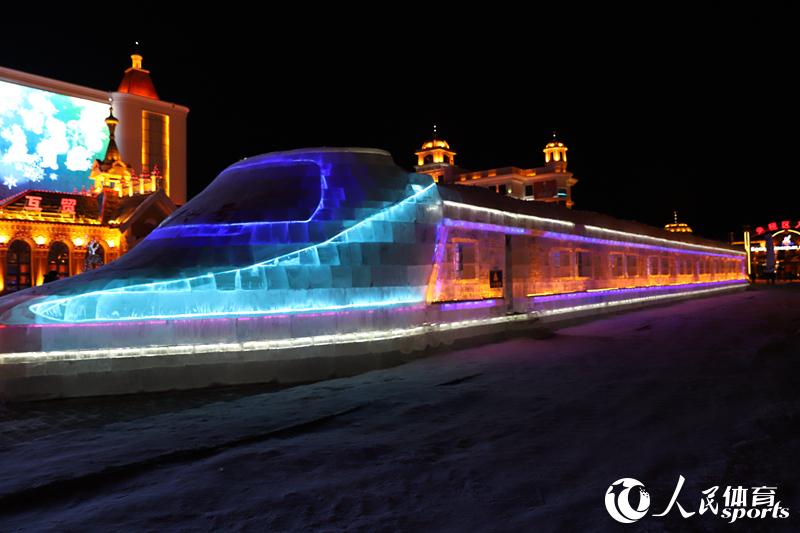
xmin=0 ymin=51 xmax=187 ymax=294
xmin=729 ymin=218 xmax=800 ymax=281
xmin=413 ymin=126 xmax=459 ymax=183
xmin=414 ymin=132 xmax=577 ymax=208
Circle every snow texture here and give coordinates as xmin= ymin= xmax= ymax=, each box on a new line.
xmin=1 ymin=285 xmax=799 ymax=531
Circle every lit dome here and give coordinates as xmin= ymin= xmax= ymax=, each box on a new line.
xmin=421 ymin=139 xmax=450 ymax=150
xmin=543 ymin=138 xmax=568 ymax=164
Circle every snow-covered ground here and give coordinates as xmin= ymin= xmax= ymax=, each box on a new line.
xmin=1 ymin=285 xmax=799 ymax=532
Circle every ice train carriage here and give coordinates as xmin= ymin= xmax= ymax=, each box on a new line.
xmin=435 ymin=185 xmax=746 ymax=314
xmin=0 ymin=148 xmax=746 ymax=398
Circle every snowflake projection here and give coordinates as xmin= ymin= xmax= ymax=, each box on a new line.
xmin=0 ymin=79 xmax=109 ymax=198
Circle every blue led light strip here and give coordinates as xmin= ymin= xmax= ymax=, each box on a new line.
xmin=2 ymin=283 xmax=746 ymax=362
xmin=29 ymin=183 xmax=440 ymax=323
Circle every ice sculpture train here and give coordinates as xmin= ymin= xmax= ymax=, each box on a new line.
xmin=0 ymin=148 xmax=747 ymax=400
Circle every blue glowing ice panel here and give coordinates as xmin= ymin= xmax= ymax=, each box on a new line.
xmin=23 ymin=149 xmax=443 ymax=323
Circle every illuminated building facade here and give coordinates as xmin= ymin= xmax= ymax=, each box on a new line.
xmin=733 ymin=219 xmax=800 ymax=280
xmin=0 ymin=54 xmax=187 ymax=294
xmin=415 ymin=133 xmax=577 ymax=208
xmin=0 ymin=148 xmax=747 ymax=400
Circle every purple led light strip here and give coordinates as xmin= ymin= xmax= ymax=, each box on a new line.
xmin=442 ymin=218 xmax=742 ymax=259
xmin=538 ymin=231 xmax=742 ymax=259
xmin=531 ymin=279 xmax=746 ymax=304
xmin=442 ymin=218 xmax=530 ymax=235
xmin=438 ymin=299 xmax=501 ymax=311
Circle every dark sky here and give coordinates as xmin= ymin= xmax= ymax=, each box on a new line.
xmin=1 ymin=8 xmax=796 ymax=241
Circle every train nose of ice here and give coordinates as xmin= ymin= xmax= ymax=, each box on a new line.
xmin=0 ymin=290 xmax=46 ymax=325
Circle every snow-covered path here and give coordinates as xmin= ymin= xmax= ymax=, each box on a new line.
xmin=1 ymin=286 xmax=799 ymax=532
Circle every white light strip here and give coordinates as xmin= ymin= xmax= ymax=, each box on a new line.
xmin=584 ymin=225 xmax=745 ymax=255
xmin=1 ymin=283 xmax=746 ymax=364
xmin=0 ymin=314 xmax=532 ymax=364
xmin=443 ymin=200 xmax=575 ymax=228
xmin=536 ymin=283 xmax=744 ymax=317
xmin=443 ymin=200 xmax=743 ymax=256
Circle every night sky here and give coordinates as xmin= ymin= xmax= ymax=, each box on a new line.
xmin=1 ymin=10 xmax=795 ymax=241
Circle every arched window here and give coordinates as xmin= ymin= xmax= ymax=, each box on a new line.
xmin=47 ymin=241 xmax=70 ymax=280
xmin=5 ymin=240 xmax=32 ymax=293
xmin=423 ymin=154 xmax=433 ymax=164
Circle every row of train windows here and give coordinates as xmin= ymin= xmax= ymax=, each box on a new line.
xmin=551 ymin=251 xmax=740 ymax=278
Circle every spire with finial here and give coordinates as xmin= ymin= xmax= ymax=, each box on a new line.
xmin=130 ymin=41 xmax=143 ymax=69
xmin=103 ymin=100 xmax=121 ymax=163
xmin=89 ymin=97 xmax=135 ymax=196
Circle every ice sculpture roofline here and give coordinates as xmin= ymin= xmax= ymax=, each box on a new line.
xmin=236 ymin=147 xmax=392 ymax=159
xmin=223 ymin=147 xmax=394 ymax=173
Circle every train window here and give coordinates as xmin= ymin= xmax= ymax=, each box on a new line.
xmin=660 ymin=257 xmax=670 ymax=275
xmin=626 ymin=255 xmax=638 ymax=277
xmin=163 ymin=162 xmax=323 ymax=226
xmin=576 ymin=251 xmax=593 ymax=277
xmin=610 ymin=253 xmax=625 ymax=277
xmin=552 ymin=250 xmax=572 ymax=277
xmin=648 ymin=256 xmax=659 ymax=276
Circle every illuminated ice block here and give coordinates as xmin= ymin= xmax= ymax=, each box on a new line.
xmin=1 ymin=148 xmax=442 ymax=324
